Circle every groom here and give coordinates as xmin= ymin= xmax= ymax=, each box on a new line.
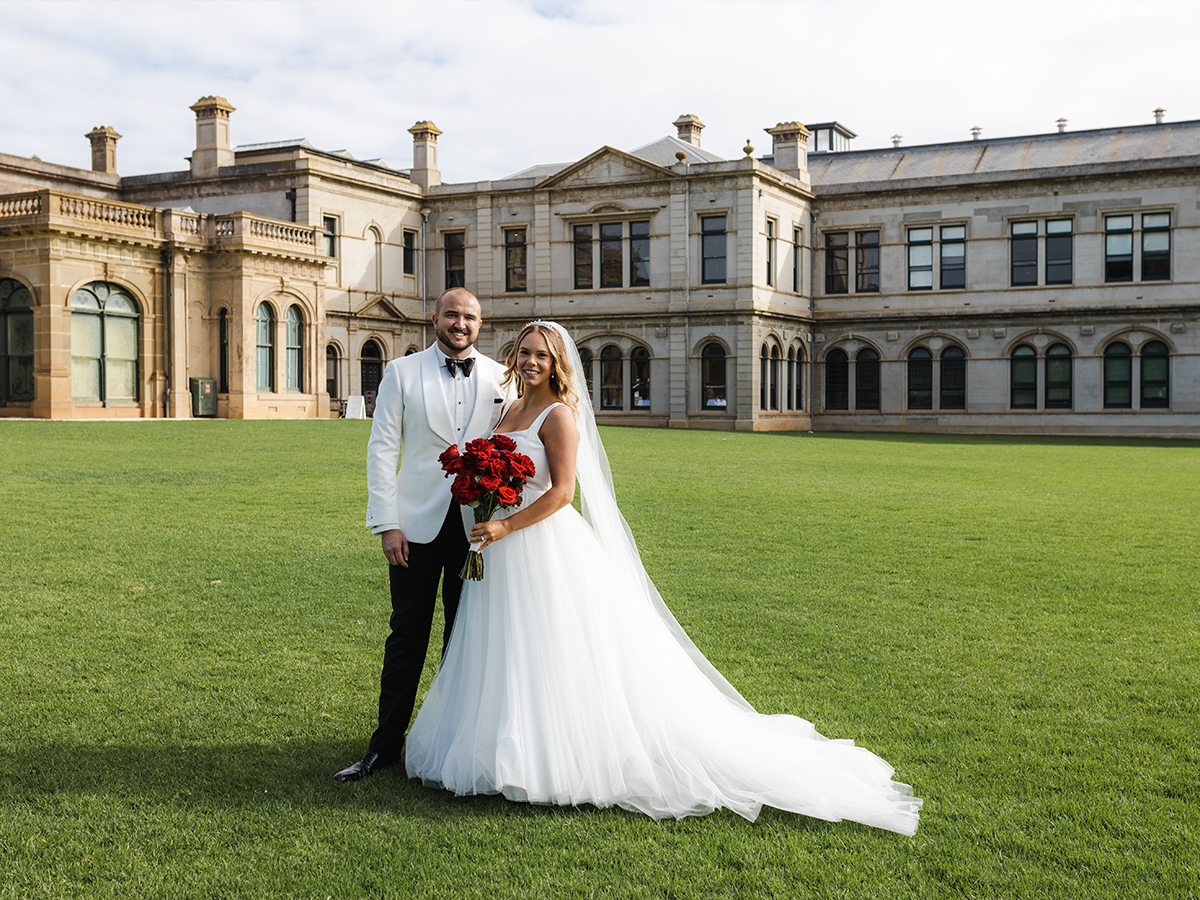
xmin=335 ymin=287 xmax=508 ymax=782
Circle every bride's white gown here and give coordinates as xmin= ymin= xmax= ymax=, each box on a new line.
xmin=406 ymin=405 xmax=921 ymax=834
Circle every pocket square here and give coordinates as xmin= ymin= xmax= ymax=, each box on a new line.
xmin=494 ymin=398 xmax=504 ymax=403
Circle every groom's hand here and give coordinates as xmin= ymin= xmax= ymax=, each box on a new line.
xmin=381 ymin=529 xmax=409 ymax=567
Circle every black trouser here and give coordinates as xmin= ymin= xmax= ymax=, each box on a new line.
xmin=368 ymin=503 xmax=467 ymax=765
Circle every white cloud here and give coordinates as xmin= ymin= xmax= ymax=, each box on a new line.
xmin=2 ymin=0 xmax=1198 ymax=182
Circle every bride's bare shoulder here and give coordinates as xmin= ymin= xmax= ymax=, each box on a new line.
xmin=540 ymin=403 xmax=579 ymax=440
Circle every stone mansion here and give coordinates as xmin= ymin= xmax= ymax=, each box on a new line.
xmin=1 ymin=97 xmax=1198 ymax=434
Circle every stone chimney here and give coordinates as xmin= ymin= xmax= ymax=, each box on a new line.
xmin=1154 ymin=107 xmax=1166 ymax=125
xmin=190 ymin=96 xmax=236 ymax=177
xmin=765 ymin=122 xmax=811 ymax=183
xmin=673 ymin=114 xmax=704 ymax=147
xmin=408 ymin=120 xmax=442 ymax=191
xmin=86 ymin=126 xmax=121 ymax=174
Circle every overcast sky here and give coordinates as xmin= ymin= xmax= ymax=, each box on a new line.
xmin=4 ymin=0 xmax=1199 ymax=183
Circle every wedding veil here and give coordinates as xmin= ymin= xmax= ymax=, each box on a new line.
xmin=535 ymin=321 xmax=754 ymax=712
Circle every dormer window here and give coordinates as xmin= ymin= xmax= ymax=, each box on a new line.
xmin=805 ymin=122 xmax=857 ymax=154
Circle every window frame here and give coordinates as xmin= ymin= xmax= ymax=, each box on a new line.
xmin=0 ymin=277 xmax=35 ymax=405
xmin=1141 ymin=213 xmax=1171 ymax=281
xmin=1011 ymin=221 xmax=1039 ymax=287
xmin=824 ymin=349 xmax=849 ymax=410
xmin=1104 ymin=215 xmax=1134 ymax=283
xmin=855 ymin=348 xmax=880 ymax=411
xmin=792 ymin=227 xmax=803 ymax=293
xmin=701 ymin=342 xmax=727 ymax=410
xmin=1103 ymin=342 xmax=1133 ymax=408
xmin=1140 ymin=340 xmax=1170 ymax=408
xmin=70 ymin=282 xmax=140 ymax=405
xmin=629 ymin=220 xmax=650 ymax=287
xmin=939 ymin=345 xmax=966 ymax=410
xmin=824 ymin=231 xmax=849 ymax=294
xmin=700 ymin=215 xmax=727 ymax=285
xmin=255 ymin=303 xmax=275 ymax=392
xmin=403 ymin=230 xmax=416 ymax=276
xmin=504 ymin=227 xmax=527 ymax=293
xmin=765 ymin=218 xmax=776 ymax=287
xmin=907 ymin=346 xmax=933 ymax=409
xmin=322 ymin=216 xmax=339 ymax=258
xmin=855 ymin=230 xmax=880 ymax=293
xmin=907 ymin=227 xmax=933 ymax=290
xmin=1045 ymin=219 xmax=1073 ymax=285
xmin=573 ymin=224 xmax=594 ymax=290
xmin=444 ymin=231 xmax=466 ymax=290
xmin=1045 ymin=343 xmax=1072 ymax=410
xmin=939 ymin=225 xmax=966 ymax=290
xmin=285 ymin=305 xmax=304 ymax=393
xmin=1010 ymin=344 xmax=1037 ymax=409
xmin=600 ymin=344 xmax=623 ymax=410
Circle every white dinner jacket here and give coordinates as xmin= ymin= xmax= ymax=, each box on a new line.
xmin=365 ymin=344 xmax=509 ymax=543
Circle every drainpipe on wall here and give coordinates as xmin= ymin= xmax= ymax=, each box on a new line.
xmin=683 ymin=157 xmax=690 ymax=424
xmin=808 ymin=208 xmax=817 ymax=433
xmin=161 ymin=249 xmax=172 ymax=418
xmin=420 ymin=206 xmax=431 ymax=347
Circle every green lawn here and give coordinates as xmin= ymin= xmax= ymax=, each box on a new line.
xmin=0 ymin=421 xmax=1197 ymax=899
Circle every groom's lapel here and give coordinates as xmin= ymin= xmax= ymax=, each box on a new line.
xmin=421 ymin=347 xmax=457 ymax=446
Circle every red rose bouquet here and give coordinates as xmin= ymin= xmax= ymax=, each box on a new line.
xmin=438 ymin=435 xmax=536 ymax=580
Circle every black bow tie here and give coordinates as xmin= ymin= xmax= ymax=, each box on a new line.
xmin=445 ymin=357 xmax=475 ymax=377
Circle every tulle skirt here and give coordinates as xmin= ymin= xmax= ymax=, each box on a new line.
xmin=405 ymin=505 xmax=921 ymax=834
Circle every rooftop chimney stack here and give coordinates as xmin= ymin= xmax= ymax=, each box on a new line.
xmin=190 ymin=96 xmax=236 ymax=177
xmin=86 ymin=126 xmax=121 ymax=174
xmin=764 ymin=121 xmax=811 ymax=189
xmin=1154 ymin=107 xmax=1166 ymax=125
xmin=673 ymin=114 xmax=705 ymax=147
xmin=971 ymin=126 xmax=982 ymax=141
xmin=1057 ymin=118 xmax=1068 ymax=133
xmin=408 ymin=120 xmax=442 ymax=191
xmin=892 ymin=134 xmax=903 ymax=148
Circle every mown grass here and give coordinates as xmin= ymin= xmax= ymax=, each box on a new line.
xmin=0 ymin=421 xmax=1197 ymax=899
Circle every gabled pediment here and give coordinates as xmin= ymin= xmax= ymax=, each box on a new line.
xmin=354 ymin=294 xmax=408 ymax=320
xmin=539 ymin=146 xmax=678 ymax=188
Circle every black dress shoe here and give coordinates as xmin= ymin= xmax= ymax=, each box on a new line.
xmin=334 ymin=752 xmax=388 ymax=782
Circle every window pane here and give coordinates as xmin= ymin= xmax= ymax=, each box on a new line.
xmin=1106 ymin=216 xmax=1133 ymax=232
xmin=631 ymin=347 xmax=650 ymax=409
xmin=445 ymin=232 xmax=465 ymax=289
xmin=825 ymin=232 xmax=848 ymax=294
xmin=940 ymin=347 xmax=966 ymax=409
xmin=907 ymin=349 xmax=933 ymax=409
xmin=909 ymin=245 xmax=932 ymax=267
xmin=1141 ymin=341 xmax=1169 ymax=407
xmin=1046 ymin=219 xmax=1072 ymax=235
xmin=702 ymin=343 xmax=726 ymax=409
xmin=855 ymin=231 xmax=879 ymax=293
xmin=1012 ymin=221 xmax=1038 ymax=236
xmin=1045 ymin=233 xmax=1072 ymax=285
xmin=941 ymin=225 xmax=965 ymax=241
xmin=574 ymin=225 xmax=593 ymax=289
xmin=701 ymin=217 xmax=726 ymax=284
xmin=72 ymin=357 xmax=101 ymax=401
xmin=630 ymin=221 xmax=650 ymax=287
xmin=72 ymin=312 xmax=101 ymax=358
xmin=825 ymin=350 xmax=848 ymax=410
xmin=1011 ymin=346 xmax=1036 ymax=409
xmin=600 ymin=346 xmax=622 ymax=409
xmin=1104 ymin=344 xmax=1132 ymax=408
xmin=1045 ymin=344 xmax=1072 ymax=409
xmin=1012 ymin=233 xmax=1038 ymax=286
xmin=600 ymin=222 xmax=622 ymax=288
xmin=909 ymin=270 xmax=933 ymax=289
xmin=908 ymin=228 xmax=933 ymax=242
xmin=1143 ymin=213 xmax=1170 ymax=229
xmin=856 ymin=349 xmax=880 ymax=410
xmin=105 ymin=316 xmax=137 ymax=362
xmin=8 ymin=311 xmax=33 ymax=356
xmin=106 ymin=360 xmax=137 ymax=401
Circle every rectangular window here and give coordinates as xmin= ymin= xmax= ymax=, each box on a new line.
xmin=907 ymin=227 xmax=933 ymax=290
xmin=573 ymin=225 xmax=593 ymax=289
xmin=940 ymin=225 xmax=966 ymax=289
xmin=825 ymin=232 xmax=849 ymax=294
xmin=1105 ymin=215 xmax=1133 ymax=282
xmin=600 ymin=222 xmax=623 ymax=288
xmin=793 ymin=227 xmax=803 ymax=293
xmin=630 ymin=221 xmax=650 ymax=286
xmin=444 ymin=231 xmax=465 ymax=289
xmin=701 ymin=216 xmax=726 ymax=284
xmin=1011 ymin=221 xmax=1038 ymax=286
xmin=403 ymin=231 xmax=415 ymax=275
xmin=855 ymin=230 xmax=880 ymax=292
xmin=1142 ymin=212 xmax=1171 ymax=280
xmin=1045 ymin=219 xmax=1073 ymax=285
xmin=765 ymin=219 xmax=775 ymax=287
xmin=505 ymin=228 xmax=527 ymax=292
xmin=322 ymin=216 xmax=338 ymax=258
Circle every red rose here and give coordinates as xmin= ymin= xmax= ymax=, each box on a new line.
xmin=496 ymin=485 xmax=517 ymax=506
xmin=451 ymin=472 xmax=482 ymax=505
xmin=491 ymin=434 xmax=517 ymax=452
xmin=479 ymin=473 xmax=502 ymax=492
xmin=439 ymin=444 xmax=463 ymax=474
xmin=465 ymin=438 xmax=494 ymax=459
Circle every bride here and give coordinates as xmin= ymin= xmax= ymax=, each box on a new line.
xmin=404 ymin=321 xmax=922 ymax=834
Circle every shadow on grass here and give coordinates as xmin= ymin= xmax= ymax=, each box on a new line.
xmin=0 ymin=739 xmax=835 ymax=832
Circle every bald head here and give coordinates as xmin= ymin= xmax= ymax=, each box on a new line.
xmin=434 ymin=287 xmax=479 ymax=316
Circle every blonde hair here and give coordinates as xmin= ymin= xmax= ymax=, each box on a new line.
xmin=502 ymin=323 xmax=579 ymax=410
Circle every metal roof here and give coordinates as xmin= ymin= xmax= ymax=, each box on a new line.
xmin=809 ymin=121 xmax=1200 ymax=188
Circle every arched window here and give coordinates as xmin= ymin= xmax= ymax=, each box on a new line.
xmin=702 ymin=342 xmax=726 ymax=409
xmin=1141 ymin=340 xmax=1169 ymax=408
xmin=786 ymin=347 xmax=795 ymax=411
xmin=255 ymin=304 xmax=275 ymax=391
xmin=759 ymin=344 xmax=769 ymax=410
xmin=940 ymin=346 xmax=966 ymax=410
xmin=907 ymin=347 xmax=932 ymax=409
xmin=578 ymin=347 xmax=594 ymax=399
xmin=825 ymin=349 xmax=848 ymax=410
xmin=404 ymin=345 xmax=419 ymax=357
xmin=71 ymin=282 xmax=139 ymax=403
xmin=218 ymin=309 xmax=230 ymax=394
xmin=631 ymin=346 xmax=651 ymax=410
xmin=856 ymin=348 xmax=880 ymax=410
xmin=600 ymin=345 xmax=622 ymax=410
xmin=326 ymin=345 xmax=339 ymax=399
xmin=369 ymin=226 xmax=383 ymax=293
xmin=1103 ymin=342 xmax=1132 ymax=408
xmin=0 ymin=278 xmax=34 ymax=404
xmin=1011 ymin=345 xmax=1036 ymax=408
xmin=1045 ymin=343 xmax=1072 ymax=409
xmin=361 ymin=340 xmax=383 ymax=398
xmin=770 ymin=345 xmax=781 ymax=410
xmin=286 ymin=305 xmax=304 ymax=392
xmin=792 ymin=346 xmax=804 ymax=410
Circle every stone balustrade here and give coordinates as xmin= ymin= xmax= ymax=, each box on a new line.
xmin=1 ymin=189 xmax=320 ymax=256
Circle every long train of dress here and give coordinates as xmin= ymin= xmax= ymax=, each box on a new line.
xmin=406 ymin=406 xmax=921 ymax=834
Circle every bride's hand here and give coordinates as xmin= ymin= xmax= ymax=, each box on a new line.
xmin=471 ymin=520 xmax=510 ymax=547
